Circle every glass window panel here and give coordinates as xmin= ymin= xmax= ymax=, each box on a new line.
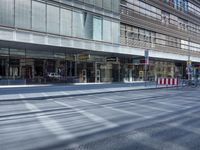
xmin=127 ymin=0 xmax=133 ymax=3
xmin=93 ymin=17 xmax=102 ymax=41
xmin=112 ymin=0 xmax=120 ymax=13
xmin=73 ymin=11 xmax=84 ymax=38
xmin=94 ymin=0 xmax=102 ymax=8
xmin=60 ymin=9 xmax=72 ymax=36
xmin=47 ymin=5 xmax=60 ymax=34
xmin=84 ymin=0 xmax=94 ymax=5
xmin=0 ymin=0 xmax=14 ymax=27
xmin=32 ymin=1 xmax=46 ymax=32
xmin=112 ymin=21 xmax=120 ymax=44
xmin=10 ymin=49 xmax=25 ymax=57
xmin=0 ymin=48 xmax=9 ymax=56
xmin=103 ymin=0 xmax=112 ymax=11
xmin=103 ymin=19 xmax=112 ymax=42
xmin=133 ymin=0 xmax=139 ymax=12
xmin=83 ymin=12 xmax=93 ymax=39
xmin=60 ymin=0 xmax=72 ymax=5
xmin=15 ymin=0 xmax=31 ymax=29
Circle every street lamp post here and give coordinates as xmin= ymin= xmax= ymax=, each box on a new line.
xmin=144 ymin=50 xmax=149 ymax=87
xmin=188 ymin=37 xmax=191 ymax=81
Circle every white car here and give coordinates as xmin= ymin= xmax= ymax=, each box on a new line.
xmin=47 ymin=73 xmax=61 ymax=78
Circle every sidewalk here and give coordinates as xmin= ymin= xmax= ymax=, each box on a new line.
xmin=0 ymin=82 xmax=169 ymax=101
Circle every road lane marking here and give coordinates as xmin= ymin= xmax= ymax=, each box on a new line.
xmin=61 ymin=91 xmax=68 ymax=95
xmin=24 ymin=101 xmax=74 ymax=140
xmin=103 ymin=105 xmax=152 ymax=119
xmin=76 ymin=98 xmax=151 ymax=119
xmin=19 ymin=94 xmax=25 ymax=99
xmin=127 ymin=102 xmax=173 ymax=113
xmin=90 ymin=96 xmax=173 ymax=113
xmin=42 ymin=93 xmax=49 ymax=97
xmin=77 ymin=98 xmax=98 ymax=105
xmin=152 ymin=101 xmax=186 ymax=108
xmin=54 ymin=101 xmax=118 ymax=128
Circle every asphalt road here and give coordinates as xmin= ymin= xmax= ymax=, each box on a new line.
xmin=1 ymin=87 xmax=200 ymax=150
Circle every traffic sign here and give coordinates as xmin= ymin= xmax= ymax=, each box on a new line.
xmin=187 ymin=60 xmax=192 ymax=65
xmin=144 ymin=50 xmax=149 ymax=65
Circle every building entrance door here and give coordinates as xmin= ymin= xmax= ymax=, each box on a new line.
xmin=22 ymin=66 xmax=32 ymax=80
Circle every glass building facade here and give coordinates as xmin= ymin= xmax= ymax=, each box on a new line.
xmin=0 ymin=0 xmax=122 ymax=84
xmin=0 ymin=0 xmax=200 ymax=84
xmin=120 ymin=0 xmax=200 ymax=81
xmin=0 ymin=0 xmax=120 ymax=43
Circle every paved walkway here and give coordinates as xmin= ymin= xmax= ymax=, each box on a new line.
xmin=0 ymin=82 xmax=172 ymax=101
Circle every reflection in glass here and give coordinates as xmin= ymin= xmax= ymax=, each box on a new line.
xmin=32 ymin=1 xmax=46 ymax=32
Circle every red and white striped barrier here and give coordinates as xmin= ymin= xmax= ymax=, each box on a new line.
xmin=157 ymin=78 xmax=179 ymax=86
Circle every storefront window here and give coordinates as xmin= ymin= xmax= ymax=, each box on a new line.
xmin=0 ymin=59 xmax=6 ymax=78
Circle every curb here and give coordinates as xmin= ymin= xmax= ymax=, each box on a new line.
xmin=0 ymin=86 xmax=179 ymax=102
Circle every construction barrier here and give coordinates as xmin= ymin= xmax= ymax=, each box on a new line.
xmin=157 ymin=78 xmax=179 ymax=86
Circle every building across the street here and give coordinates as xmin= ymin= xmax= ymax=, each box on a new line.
xmin=0 ymin=0 xmax=200 ymax=84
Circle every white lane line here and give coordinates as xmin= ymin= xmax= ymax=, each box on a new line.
xmin=103 ymin=105 xmax=152 ymax=119
xmin=100 ymin=97 xmax=118 ymax=102
xmin=24 ymin=101 xmax=74 ymax=140
xmin=19 ymin=94 xmax=25 ymax=99
xmin=77 ymin=98 xmax=98 ymax=105
xmin=97 ymin=97 xmax=172 ymax=113
xmin=42 ymin=93 xmax=49 ymax=97
xmin=61 ymin=91 xmax=68 ymax=95
xmin=77 ymin=98 xmax=151 ymax=119
xmin=127 ymin=102 xmax=174 ymax=113
xmin=153 ymin=101 xmax=186 ymax=108
xmin=85 ymin=94 xmax=174 ymax=117
xmin=54 ymin=101 xmax=117 ymax=128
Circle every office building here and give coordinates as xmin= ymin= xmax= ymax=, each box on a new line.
xmin=0 ymin=0 xmax=199 ymax=84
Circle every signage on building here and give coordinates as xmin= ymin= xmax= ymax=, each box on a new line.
xmin=78 ymin=54 xmax=90 ymax=61
xmin=65 ymin=55 xmax=75 ymax=61
xmin=133 ymin=59 xmax=148 ymax=65
xmin=100 ymin=64 xmax=112 ymax=70
xmin=106 ymin=57 xmax=118 ymax=63
xmin=187 ymin=60 xmax=192 ymax=65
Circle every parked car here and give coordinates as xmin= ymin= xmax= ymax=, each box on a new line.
xmin=47 ymin=73 xmax=61 ymax=79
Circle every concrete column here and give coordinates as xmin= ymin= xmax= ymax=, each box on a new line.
xmin=118 ymin=63 xmax=120 ymax=82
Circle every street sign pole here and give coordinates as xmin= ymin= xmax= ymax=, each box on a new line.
xmin=145 ymin=62 xmax=147 ymax=87
xmin=144 ymin=50 xmax=149 ymax=87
